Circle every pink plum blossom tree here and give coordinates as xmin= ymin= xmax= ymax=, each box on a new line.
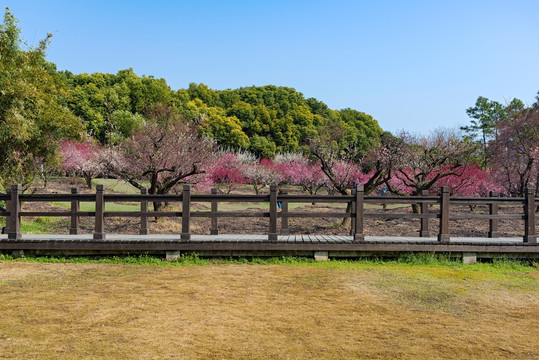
xmin=273 ymin=153 xmax=327 ymax=195
xmin=100 ymin=107 xmax=214 ymax=211
xmin=60 ymin=139 xmax=103 ymax=188
xmin=241 ymin=158 xmax=281 ymax=195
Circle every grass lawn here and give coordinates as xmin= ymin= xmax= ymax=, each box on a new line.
xmin=19 ymin=216 xmax=70 ymax=234
xmin=51 ymin=201 xmax=141 ymax=213
xmin=0 ymin=256 xmax=537 ymax=359
xmin=91 ymin=178 xmax=146 ymax=194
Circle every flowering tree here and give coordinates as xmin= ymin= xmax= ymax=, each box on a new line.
xmin=489 ymin=103 xmax=539 ymax=197
xmin=273 ymin=153 xmax=327 ymax=195
xmin=386 ymin=130 xmax=478 ymax=197
xmin=100 ymin=108 xmax=214 ymax=211
xmin=430 ymin=164 xmax=502 ymax=197
xmin=241 ymin=158 xmax=281 ymax=195
xmin=208 ymin=151 xmax=247 ymax=194
xmin=60 ymin=139 xmax=103 ymax=188
xmin=309 ymin=130 xmax=405 ymax=197
xmin=308 ymin=129 xmax=405 ymax=225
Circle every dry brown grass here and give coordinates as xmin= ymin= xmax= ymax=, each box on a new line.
xmin=0 ymin=262 xmax=537 ymax=359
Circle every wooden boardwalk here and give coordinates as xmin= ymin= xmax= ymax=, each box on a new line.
xmin=0 ymin=233 xmax=528 ymax=244
xmin=1 ymin=234 xmax=537 ymax=259
xmin=1 ymin=184 xmax=538 ymax=259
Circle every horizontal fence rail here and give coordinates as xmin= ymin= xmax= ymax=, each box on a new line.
xmin=0 ymin=184 xmax=537 ymax=244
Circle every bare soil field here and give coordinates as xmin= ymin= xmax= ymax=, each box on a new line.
xmin=19 ymin=178 xmax=528 ymax=238
xmin=0 ymin=261 xmax=537 ymax=359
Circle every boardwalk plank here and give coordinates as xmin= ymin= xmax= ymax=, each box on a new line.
xmin=241 ymin=234 xmax=251 ymax=242
xmin=329 ymin=235 xmax=339 ymax=244
xmin=324 ymin=235 xmax=336 ymax=243
xmin=324 ymin=235 xmax=336 ymax=244
xmin=317 ymin=235 xmax=328 ymax=244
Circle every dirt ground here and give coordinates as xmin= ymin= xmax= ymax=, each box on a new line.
xmin=20 ymin=178 xmax=528 ymax=238
xmin=0 ymin=261 xmax=537 ymax=359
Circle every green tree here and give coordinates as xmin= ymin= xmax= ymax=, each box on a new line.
xmin=250 ymin=135 xmax=277 ymax=158
xmin=108 ymin=110 xmax=145 ymax=143
xmin=187 ymin=83 xmax=222 ymax=107
xmin=61 ymin=68 xmax=175 ymax=144
xmin=338 ymin=108 xmax=384 ymax=156
xmin=69 ymin=81 xmax=106 ymax=138
xmin=189 ymin=99 xmax=250 ymax=149
xmin=0 ymin=8 xmax=83 ymax=190
xmin=288 ymin=104 xmax=317 ymax=141
xmin=461 ymin=96 xmax=506 ymax=164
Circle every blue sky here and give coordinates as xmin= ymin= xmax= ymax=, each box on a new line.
xmin=5 ymin=0 xmax=539 ymax=134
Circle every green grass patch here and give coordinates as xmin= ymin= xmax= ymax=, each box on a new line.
xmin=19 ymin=217 xmax=69 ymax=234
xmin=91 ymin=178 xmax=148 ymax=194
xmin=51 ymin=201 xmax=141 ymax=212
xmin=0 ymin=253 xmax=535 ymax=273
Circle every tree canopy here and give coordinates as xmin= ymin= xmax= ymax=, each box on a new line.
xmin=58 ymin=67 xmax=384 ymax=157
xmin=0 ymin=8 xmax=83 ymax=191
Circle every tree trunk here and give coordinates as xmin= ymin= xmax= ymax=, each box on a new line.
xmin=152 ymin=201 xmax=164 ymax=221
xmin=153 ymin=201 xmax=164 ymax=212
xmin=84 ymin=175 xmax=92 ymax=189
xmin=341 ymin=189 xmax=352 ymax=227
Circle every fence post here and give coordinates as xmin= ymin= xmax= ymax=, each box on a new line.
xmin=488 ymin=191 xmax=500 ymax=238
xmin=350 ymin=189 xmax=356 ymax=236
xmin=4 ymin=188 xmax=11 ymax=234
xmin=438 ymin=186 xmax=450 ymax=243
xmin=70 ymin=188 xmax=79 ymax=235
xmin=93 ymin=184 xmax=106 ymax=240
xmin=280 ymin=189 xmax=289 ymax=235
xmin=524 ymin=188 xmax=537 ymax=243
xmin=181 ymin=184 xmax=191 ymax=241
xmin=268 ymin=185 xmax=278 ymax=241
xmin=419 ymin=190 xmax=430 ymax=237
xmin=7 ymin=184 xmax=21 ymax=240
xmin=353 ymin=185 xmax=365 ymax=242
xmin=140 ymin=187 xmax=149 ymax=235
xmin=210 ymin=188 xmax=219 ymax=235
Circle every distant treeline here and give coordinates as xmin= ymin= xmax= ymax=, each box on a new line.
xmin=58 ymin=69 xmax=384 ymax=158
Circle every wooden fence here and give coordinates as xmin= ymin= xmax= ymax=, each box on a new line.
xmin=0 ymin=184 xmax=537 ymax=244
